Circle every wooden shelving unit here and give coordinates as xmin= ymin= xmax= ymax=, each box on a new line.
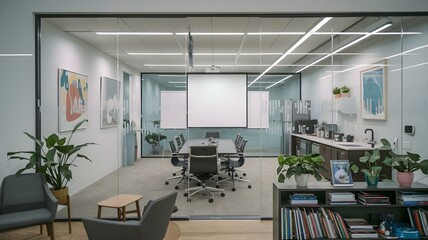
xmin=273 ymin=181 xmax=428 ymax=239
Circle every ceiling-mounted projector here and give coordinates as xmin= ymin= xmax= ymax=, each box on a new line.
xmin=206 ymin=65 xmax=220 ymax=73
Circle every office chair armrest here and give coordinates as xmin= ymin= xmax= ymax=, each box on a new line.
xmin=82 ymin=217 xmax=142 ymax=240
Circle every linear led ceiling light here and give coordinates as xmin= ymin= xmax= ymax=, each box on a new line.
xmin=0 ymin=53 xmax=33 ymax=57
xmin=297 ymin=18 xmax=392 ymax=74
xmin=96 ymin=32 xmax=173 ymax=35
xmin=175 ymin=32 xmax=244 ymax=36
xmin=248 ymin=17 xmax=332 ymax=87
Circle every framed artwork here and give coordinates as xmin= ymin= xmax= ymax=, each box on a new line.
xmin=360 ymin=65 xmax=387 ymax=120
xmin=330 ymin=160 xmax=353 ymax=186
xmin=58 ymin=68 xmax=88 ymax=132
xmin=100 ymin=76 xmax=120 ymax=128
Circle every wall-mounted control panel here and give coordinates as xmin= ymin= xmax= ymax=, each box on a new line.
xmin=404 ymin=125 xmax=415 ymax=136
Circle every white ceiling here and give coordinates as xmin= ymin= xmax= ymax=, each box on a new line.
xmin=44 ymin=16 xmax=409 ymax=87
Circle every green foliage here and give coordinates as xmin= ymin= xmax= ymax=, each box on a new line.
xmin=381 ymin=138 xmax=428 ymax=174
xmin=144 ymin=132 xmax=166 ymax=145
xmin=332 ymin=87 xmax=341 ymax=95
xmin=277 ymin=154 xmax=326 ymax=183
xmin=341 ymin=85 xmax=351 ymax=93
xmin=7 ymin=120 xmax=96 ymax=190
xmin=350 ymin=149 xmax=383 ymax=177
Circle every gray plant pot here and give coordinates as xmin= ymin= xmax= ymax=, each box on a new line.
xmin=152 ymin=144 xmax=161 ymax=154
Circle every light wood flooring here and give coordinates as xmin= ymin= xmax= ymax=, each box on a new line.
xmin=0 ymin=220 xmax=273 ymax=240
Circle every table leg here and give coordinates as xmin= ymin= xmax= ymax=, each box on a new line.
xmin=122 ymin=207 xmax=126 ymax=221
xmin=97 ymin=206 xmax=102 ymax=219
xmin=117 ymin=208 xmax=121 ymax=221
xmin=67 ymin=195 xmax=72 ymax=234
xmin=135 ymin=200 xmax=141 ymax=220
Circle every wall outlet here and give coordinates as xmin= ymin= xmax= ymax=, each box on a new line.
xmin=402 ymin=141 xmax=411 ymax=150
xmin=393 ymin=137 xmax=398 ymax=147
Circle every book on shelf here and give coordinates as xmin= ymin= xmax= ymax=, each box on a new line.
xmin=348 ymin=229 xmax=378 ymax=238
xmin=343 ymin=218 xmax=374 ymax=230
xmin=399 ymin=200 xmax=428 ymax=206
xmin=289 ymin=199 xmax=318 ymax=205
xmin=357 ymin=191 xmax=390 ymax=205
xmin=289 ymin=193 xmax=317 ymax=200
xmin=330 ymin=160 xmax=354 ymax=186
xmin=407 ymin=207 xmax=428 ymax=236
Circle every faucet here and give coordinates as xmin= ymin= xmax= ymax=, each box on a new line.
xmin=365 ymin=128 xmax=376 ymax=148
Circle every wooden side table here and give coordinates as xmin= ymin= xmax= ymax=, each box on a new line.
xmin=97 ymin=194 xmax=143 ymax=221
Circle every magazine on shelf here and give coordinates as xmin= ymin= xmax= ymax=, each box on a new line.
xmin=330 ymin=160 xmax=354 ymax=186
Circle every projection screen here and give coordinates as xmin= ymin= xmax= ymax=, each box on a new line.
xmin=187 ymin=74 xmax=247 ymax=128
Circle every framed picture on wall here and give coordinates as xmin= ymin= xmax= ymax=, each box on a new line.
xmin=100 ymin=76 xmax=120 ymax=128
xmin=58 ymin=68 xmax=88 ymax=132
xmin=360 ymin=64 xmax=387 ymax=120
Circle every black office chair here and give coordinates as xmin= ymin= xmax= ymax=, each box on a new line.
xmin=179 ymin=133 xmax=186 ymax=146
xmin=165 ymin=140 xmax=192 ymax=189
xmin=217 ymin=139 xmax=251 ymax=192
xmin=234 ymin=134 xmax=242 ymax=147
xmin=175 ymin=136 xmax=183 ymax=150
xmin=235 ymin=134 xmax=244 ymax=150
xmin=184 ymin=145 xmax=225 ymax=203
xmin=205 ymin=131 xmax=220 ymax=138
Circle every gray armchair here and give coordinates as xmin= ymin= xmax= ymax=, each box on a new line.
xmin=0 ymin=173 xmax=58 ymax=240
xmin=82 ymin=191 xmax=177 ymax=240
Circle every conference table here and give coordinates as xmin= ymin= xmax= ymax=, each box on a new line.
xmin=178 ymin=138 xmax=237 ymax=157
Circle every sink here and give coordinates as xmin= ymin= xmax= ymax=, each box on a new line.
xmin=336 ymin=142 xmax=364 ymax=147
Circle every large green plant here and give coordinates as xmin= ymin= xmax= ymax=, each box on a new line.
xmin=7 ymin=120 xmax=96 ymax=190
xmin=277 ymin=154 xmax=325 ymax=183
xmin=380 ymin=138 xmax=428 ymax=174
xmin=144 ymin=132 xmax=166 ymax=145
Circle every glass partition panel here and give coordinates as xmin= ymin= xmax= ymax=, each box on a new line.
xmin=402 ymin=16 xmax=428 ymax=185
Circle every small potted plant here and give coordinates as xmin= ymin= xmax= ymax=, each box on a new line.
xmin=277 ymin=154 xmax=326 ymax=187
xmin=7 ymin=119 xmax=96 ymax=203
xmin=332 ymin=87 xmax=341 ymax=98
xmin=350 ymin=149 xmax=384 ymax=187
xmin=380 ymin=138 xmax=428 ymax=187
xmin=340 ymin=85 xmax=351 ymax=97
xmin=145 ymin=132 xmax=167 ymax=154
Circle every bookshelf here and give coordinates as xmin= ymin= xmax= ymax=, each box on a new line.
xmin=273 ymin=181 xmax=428 ymax=239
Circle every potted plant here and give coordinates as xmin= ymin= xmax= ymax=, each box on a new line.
xmin=340 ymin=85 xmax=351 ymax=97
xmin=380 ymin=138 xmax=428 ymax=187
xmin=277 ymin=154 xmax=325 ymax=187
xmin=350 ymin=149 xmax=384 ymax=187
xmin=332 ymin=87 xmax=341 ymax=98
xmin=7 ymin=119 xmax=96 ymax=204
xmin=144 ymin=132 xmax=167 ymax=154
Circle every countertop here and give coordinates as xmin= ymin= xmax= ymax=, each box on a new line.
xmin=292 ymin=133 xmax=378 ymax=151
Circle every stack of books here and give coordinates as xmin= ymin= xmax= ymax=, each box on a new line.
xmin=289 ymin=193 xmax=318 ymax=205
xmin=407 ymin=207 xmax=428 ymax=236
xmin=398 ymin=191 xmax=428 ymax=206
xmin=343 ymin=218 xmax=378 ymax=238
xmin=357 ymin=192 xmax=390 ymax=205
xmin=327 ymin=192 xmax=357 ymax=205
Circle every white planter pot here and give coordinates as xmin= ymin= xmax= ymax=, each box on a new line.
xmin=295 ymin=174 xmax=310 ymax=187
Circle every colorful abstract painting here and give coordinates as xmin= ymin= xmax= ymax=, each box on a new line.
xmin=100 ymin=76 xmax=120 ymax=128
xmin=58 ymin=68 xmax=88 ymax=132
xmin=361 ymin=66 xmax=387 ymax=120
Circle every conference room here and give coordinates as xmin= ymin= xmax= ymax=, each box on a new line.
xmin=29 ymin=14 xmax=428 ymax=221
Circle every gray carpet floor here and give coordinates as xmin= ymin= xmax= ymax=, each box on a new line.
xmin=57 ymin=156 xmax=326 ymax=220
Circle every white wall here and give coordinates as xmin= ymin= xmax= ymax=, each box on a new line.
xmin=302 ymin=18 xmax=428 ymax=184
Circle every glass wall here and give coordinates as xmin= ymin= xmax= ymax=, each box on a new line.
xmin=39 ymin=15 xmax=428 ymax=221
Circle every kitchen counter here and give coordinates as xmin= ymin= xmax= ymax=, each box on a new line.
xmin=291 ymin=133 xmax=377 ymax=151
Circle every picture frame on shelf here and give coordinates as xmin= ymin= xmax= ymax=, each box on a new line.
xmin=331 ymin=160 xmax=354 ymax=186
xmin=360 ymin=63 xmax=387 ymax=120
xmin=100 ymin=76 xmax=120 ymax=128
xmin=58 ymin=68 xmax=88 ymax=132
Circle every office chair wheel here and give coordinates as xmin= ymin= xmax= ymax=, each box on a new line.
xmin=173 ymin=173 xmax=176 ymax=176
xmin=184 ymin=192 xmax=188 ymax=197
xmin=221 ymin=193 xmax=225 ymax=197
xmin=243 ymin=173 xmax=247 ymax=176
xmin=175 ymin=185 xmax=179 ymax=190
xmin=216 ymin=185 xmax=220 ymax=188
xmin=209 ymin=198 xmax=214 ymax=203
xmin=232 ymin=187 xmax=236 ymax=192
xmin=187 ymin=198 xmax=192 ymax=202
xmin=165 ymin=181 xmax=169 ymax=185
xmin=197 ymin=182 xmax=201 ymax=186
xmin=248 ymin=185 xmax=252 ymax=189
xmin=235 ymin=173 xmax=238 ymax=177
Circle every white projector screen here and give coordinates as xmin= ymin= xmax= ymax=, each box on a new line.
xmin=187 ymin=74 xmax=247 ymax=128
